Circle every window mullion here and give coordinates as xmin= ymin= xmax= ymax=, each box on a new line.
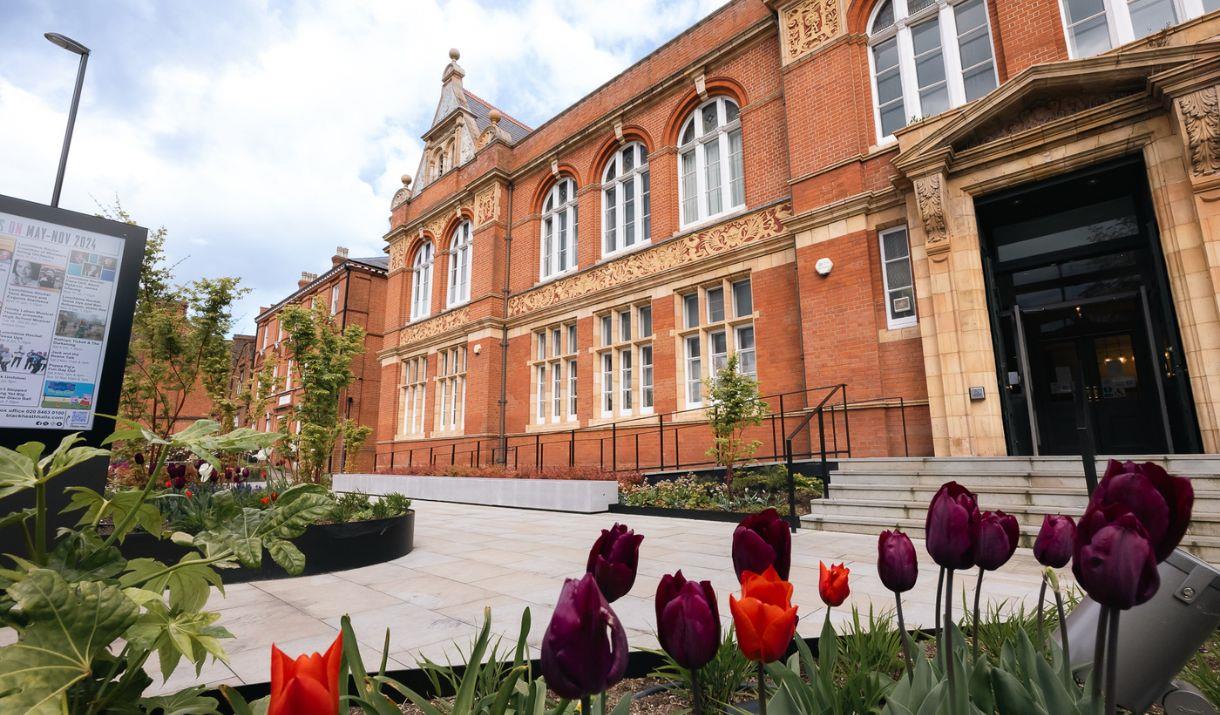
xmin=895 ymin=27 xmax=922 ymax=120
xmin=719 ymin=131 xmax=733 ymax=211
xmin=940 ymin=5 xmax=967 ymax=107
xmin=695 ymin=143 xmax=708 ymax=222
xmin=1108 ymin=0 xmax=1134 ymax=45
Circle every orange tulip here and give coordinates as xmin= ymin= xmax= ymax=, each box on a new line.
xmin=819 ymin=562 xmax=850 ymax=607
xmin=729 ymin=566 xmax=798 ymax=663
xmin=269 ymin=632 xmax=342 ymax=715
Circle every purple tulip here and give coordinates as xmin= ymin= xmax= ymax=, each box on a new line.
xmin=133 ymin=452 xmax=145 ymax=465
xmin=925 ymin=482 xmax=979 ymax=571
xmin=732 ymin=508 xmax=791 ymax=582
xmin=585 ymin=523 xmax=644 ymax=603
xmin=1034 ymin=514 xmax=1076 ymax=569
xmin=974 ymin=510 xmax=1019 ymax=571
xmin=655 ymin=571 xmax=721 ymax=671
xmin=1073 ymin=506 xmax=1160 ymax=610
xmin=1089 ymin=460 xmax=1193 ymax=562
xmin=540 ymin=574 xmax=628 ymax=699
xmin=877 ymin=530 xmax=918 ymax=593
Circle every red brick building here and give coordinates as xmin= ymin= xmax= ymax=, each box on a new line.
xmin=254 ymin=248 xmax=387 ymax=472
xmin=375 ymin=0 xmax=1220 ymax=472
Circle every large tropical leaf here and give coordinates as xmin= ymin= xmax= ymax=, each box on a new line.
xmin=125 ymin=599 xmax=230 ymax=681
xmin=64 ymin=487 xmax=165 ymax=541
xmin=120 ymin=555 xmax=223 ymax=612
xmin=139 ymin=685 xmax=221 ymax=715
xmin=0 ymin=569 xmax=138 ymax=714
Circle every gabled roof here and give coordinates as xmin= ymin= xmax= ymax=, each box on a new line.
xmin=464 ymin=90 xmax=532 ymax=142
xmin=352 ymin=255 xmax=389 ymax=270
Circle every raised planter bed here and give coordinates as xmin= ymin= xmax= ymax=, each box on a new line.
xmin=118 ymin=511 xmax=414 ymax=583
xmin=610 ymin=503 xmax=801 ymax=526
xmin=336 ymin=473 xmax=618 ymax=513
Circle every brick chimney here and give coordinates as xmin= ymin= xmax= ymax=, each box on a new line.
xmin=298 ymin=271 xmax=317 ymax=289
xmin=332 ymin=246 xmax=349 ymax=267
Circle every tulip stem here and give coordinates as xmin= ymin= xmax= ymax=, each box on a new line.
xmin=972 ymin=569 xmax=984 ymax=661
xmin=895 ymin=591 xmax=914 ymax=681
xmin=581 ymin=695 xmax=591 ymax=715
xmin=944 ymin=569 xmax=957 ymax=711
xmin=1053 ymin=582 xmax=1071 ymax=689
xmin=757 ymin=660 xmax=768 ymax=715
xmin=934 ymin=567 xmax=945 ymax=666
xmin=1092 ymin=606 xmax=1109 ymax=703
xmin=1104 ymin=609 xmax=1119 ymax=715
xmin=1036 ymin=572 xmax=1048 ymax=647
xmin=691 ymin=666 xmax=704 ymax=715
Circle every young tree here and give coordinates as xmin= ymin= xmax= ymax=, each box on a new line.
xmin=107 ymin=201 xmax=248 ymax=440
xmin=704 ymin=354 xmax=769 ymax=492
xmin=279 ymin=301 xmax=367 ymax=483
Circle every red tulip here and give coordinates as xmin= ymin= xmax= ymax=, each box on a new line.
xmin=818 ymin=562 xmax=850 ymax=607
xmin=586 ymin=523 xmax=644 ymax=602
xmin=974 ymin=510 xmax=1019 ymax=571
xmin=655 ymin=570 xmax=721 ymax=670
xmin=877 ymin=530 xmax=918 ymax=593
xmin=730 ymin=566 xmax=798 ymax=663
xmin=925 ymin=482 xmax=979 ymax=570
xmin=541 ymin=574 xmax=628 ymax=699
xmin=1033 ymin=514 xmax=1076 ymax=569
xmin=1089 ymin=460 xmax=1193 ymax=562
xmin=1073 ymin=506 xmax=1160 ymax=610
xmin=732 ymin=508 xmax=791 ymax=582
xmin=269 ymin=632 xmax=342 ymax=715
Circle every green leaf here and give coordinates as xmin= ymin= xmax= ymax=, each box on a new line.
xmin=138 ymin=685 xmax=220 ymax=714
xmin=64 ymin=487 xmax=165 ymax=541
xmin=0 ymin=446 xmax=37 ymax=500
xmin=0 ymin=570 xmax=139 ymax=714
xmin=0 ymin=508 xmax=35 ymax=530
xmin=265 ymin=539 xmax=305 ymax=576
xmin=120 ymin=556 xmax=223 ymax=612
xmin=126 ymin=600 xmax=231 ymax=681
xmin=41 ymin=435 xmax=108 ymax=480
xmin=992 ymin=667 xmax=1045 ymax=715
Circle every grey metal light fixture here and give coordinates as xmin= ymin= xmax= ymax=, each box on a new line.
xmin=44 ymin=32 xmax=90 ymax=208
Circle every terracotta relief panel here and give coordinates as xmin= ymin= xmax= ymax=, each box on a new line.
xmin=779 ymin=0 xmax=844 ymax=65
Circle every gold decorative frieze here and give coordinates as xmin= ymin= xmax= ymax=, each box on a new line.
xmin=508 ymin=204 xmax=791 ymax=318
xmin=914 ymin=174 xmax=949 ymax=260
xmin=779 ymin=0 xmax=843 ymax=65
xmin=1178 ymin=86 xmax=1220 ymax=177
xmin=388 ymin=241 xmax=406 ymax=272
xmin=474 ymin=184 xmax=500 ymax=225
xmin=399 ymin=307 xmax=469 ymax=346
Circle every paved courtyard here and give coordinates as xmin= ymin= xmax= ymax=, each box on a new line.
xmin=154 ymin=501 xmax=1061 ymax=693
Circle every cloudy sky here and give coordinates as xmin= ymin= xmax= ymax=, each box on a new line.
xmin=0 ymin=0 xmax=726 ymax=333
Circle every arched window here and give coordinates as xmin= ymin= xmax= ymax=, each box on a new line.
xmin=410 ymin=242 xmax=434 ymax=321
xmin=678 ymin=96 xmax=744 ymax=227
xmin=1059 ymin=0 xmax=1217 ymax=58
xmin=602 ymin=142 xmax=651 ymax=255
xmin=868 ymin=0 xmax=998 ymax=141
xmin=540 ymin=177 xmax=578 ymax=280
xmin=447 ymin=221 xmax=472 ymax=308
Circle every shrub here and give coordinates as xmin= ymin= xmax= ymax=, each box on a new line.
xmin=382 ymin=463 xmax=641 ymax=485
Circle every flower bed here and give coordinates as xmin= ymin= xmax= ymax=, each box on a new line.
xmin=617 ymin=467 xmax=822 ymax=518
xmin=379 ymin=463 xmax=641 ymax=483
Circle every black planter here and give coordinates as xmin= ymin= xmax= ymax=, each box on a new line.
xmin=610 ymin=503 xmax=798 ymax=526
xmin=119 ymin=511 xmax=414 ymax=583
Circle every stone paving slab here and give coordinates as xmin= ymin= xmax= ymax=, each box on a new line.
xmin=129 ymin=500 xmax=1066 ymax=694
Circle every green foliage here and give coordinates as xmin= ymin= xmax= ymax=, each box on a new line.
xmin=1182 ymin=628 xmax=1220 ymax=708
xmin=620 ymin=471 xmax=819 ymax=514
xmin=279 ymin=301 xmax=368 ymax=483
xmin=341 ymin=419 xmax=373 ymax=473
xmin=0 ymin=420 xmax=299 ymax=714
xmin=109 ymin=200 xmax=248 ymax=441
xmin=765 ymin=615 xmax=895 ymax=715
xmin=837 ymin=605 xmax=905 ymax=683
xmin=703 ymin=355 xmax=768 ymax=490
xmin=651 ymin=627 xmax=754 ymax=708
xmin=328 ymin=491 xmax=413 ymax=523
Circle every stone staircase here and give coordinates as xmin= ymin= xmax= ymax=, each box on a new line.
xmin=799 ymin=456 xmax=1220 ymax=563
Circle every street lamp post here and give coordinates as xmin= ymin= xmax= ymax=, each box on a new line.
xmin=44 ymin=32 xmax=90 ymax=208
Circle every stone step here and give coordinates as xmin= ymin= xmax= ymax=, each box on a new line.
xmin=825 ymin=484 xmax=1220 ymax=513
xmin=827 ymin=471 xmax=1220 ymax=492
xmin=807 ymin=498 xmax=1220 ymax=537
xmin=831 ymin=456 xmax=1220 ymax=476
xmin=798 ymin=513 xmax=1220 ymax=563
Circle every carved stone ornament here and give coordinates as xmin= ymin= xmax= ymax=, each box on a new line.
xmin=508 ymin=204 xmax=791 ymax=318
xmin=391 ymin=186 xmax=412 ymax=210
xmin=958 ymin=92 xmax=1129 ymax=150
xmin=474 ymin=184 xmax=500 ymax=225
xmin=1178 ymin=86 xmax=1220 ymax=177
xmin=780 ymin=0 xmax=843 ymax=65
xmin=389 ymin=241 xmax=407 ymax=272
xmin=915 ymin=174 xmax=949 ymax=259
xmin=400 ymin=307 xmax=470 ymax=346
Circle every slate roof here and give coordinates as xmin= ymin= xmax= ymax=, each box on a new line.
xmin=352 ymin=255 xmax=390 ymax=270
xmin=463 ymin=90 xmax=532 ymax=143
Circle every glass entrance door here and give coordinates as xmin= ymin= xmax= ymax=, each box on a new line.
xmin=1018 ymin=294 xmax=1169 ymax=455
xmin=977 ymin=156 xmax=1201 ymax=455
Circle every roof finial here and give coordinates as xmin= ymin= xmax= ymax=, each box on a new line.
xmin=489 ymin=108 xmax=502 ymax=125
xmin=400 ymin=174 xmax=412 ymax=187
xmin=449 ymin=47 xmax=460 ymax=61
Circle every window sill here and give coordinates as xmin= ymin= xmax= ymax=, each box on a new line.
xmin=676 ymin=205 xmax=748 ymax=235
xmin=598 ymin=240 xmax=652 ymax=264
xmin=537 ymin=267 xmax=579 ymax=287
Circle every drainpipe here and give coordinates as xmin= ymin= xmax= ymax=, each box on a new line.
xmin=497 ymin=182 xmax=515 ymax=464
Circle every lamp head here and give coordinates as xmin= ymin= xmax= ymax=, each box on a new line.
xmin=44 ymin=33 xmax=89 ymax=55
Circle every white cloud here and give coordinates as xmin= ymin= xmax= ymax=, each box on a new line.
xmin=0 ymin=0 xmax=726 ymax=333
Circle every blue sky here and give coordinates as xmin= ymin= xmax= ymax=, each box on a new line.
xmin=0 ymin=0 xmax=726 ymax=333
